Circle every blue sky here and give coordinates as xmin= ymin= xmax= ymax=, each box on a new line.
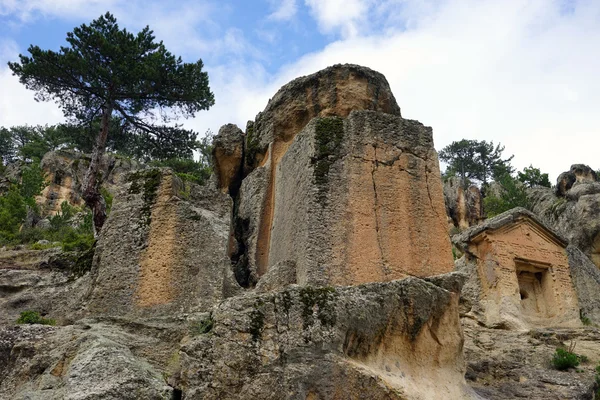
xmin=0 ymin=0 xmax=599 ymax=180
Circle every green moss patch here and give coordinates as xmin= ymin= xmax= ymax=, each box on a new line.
xmin=311 ymin=117 xmax=344 ymax=198
xmin=299 ymin=286 xmax=338 ymax=329
xmin=128 ymin=169 xmax=162 ymax=226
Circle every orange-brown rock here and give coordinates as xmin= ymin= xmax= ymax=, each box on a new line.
xmin=233 ymin=64 xmax=453 ymax=288
xmin=443 ymin=176 xmax=483 ymax=230
xmin=454 ymin=208 xmax=580 ymax=330
xmin=87 ymin=169 xmax=236 ymax=317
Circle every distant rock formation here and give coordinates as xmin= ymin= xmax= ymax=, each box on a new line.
xmin=443 ymin=177 xmax=484 ymax=230
xmin=37 ymin=150 xmax=138 ymax=216
xmin=529 ymin=163 xmax=600 ymax=268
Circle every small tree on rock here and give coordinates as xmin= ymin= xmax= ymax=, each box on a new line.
xmin=8 ymin=12 xmax=214 ymax=233
xmin=517 ymin=165 xmax=551 ymax=188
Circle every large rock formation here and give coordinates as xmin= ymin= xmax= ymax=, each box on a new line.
xmin=230 ymin=64 xmax=454 ymax=288
xmin=529 ymin=164 xmax=600 ymax=268
xmin=5 ymin=64 xmax=600 ymax=400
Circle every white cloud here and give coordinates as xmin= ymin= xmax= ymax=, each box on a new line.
xmin=268 ymin=0 xmax=297 ymax=21
xmin=304 ymin=0 xmax=372 ymax=37
xmin=0 ymin=0 xmax=121 ymax=21
xmin=199 ymin=0 xmax=600 ymax=181
xmin=2 ymin=0 xmax=600 ymax=183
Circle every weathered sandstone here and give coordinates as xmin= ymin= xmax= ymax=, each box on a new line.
xmin=233 ymin=64 xmax=453 ymax=288
xmin=443 ymin=176 xmax=484 ymax=230
xmin=87 ymin=169 xmax=235 ymax=317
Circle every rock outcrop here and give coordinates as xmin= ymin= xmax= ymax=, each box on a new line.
xmin=232 ymin=64 xmax=454 ymax=288
xmin=443 ymin=177 xmax=484 ymax=230
xmin=463 ymin=319 xmax=600 ymax=399
xmin=529 ymin=163 xmax=600 ymax=268
xmin=171 ymin=273 xmax=473 ymax=400
xmin=4 ymin=65 xmax=599 ymax=400
xmin=87 ymin=169 xmax=236 ymax=318
xmin=38 ymin=150 xmax=138 ymax=216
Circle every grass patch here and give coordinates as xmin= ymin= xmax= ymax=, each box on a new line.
xmin=16 ymin=310 xmax=56 ymax=326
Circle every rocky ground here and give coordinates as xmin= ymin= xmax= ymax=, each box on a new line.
xmin=464 ymin=318 xmax=600 ymax=399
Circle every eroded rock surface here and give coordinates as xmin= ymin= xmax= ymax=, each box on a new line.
xmin=233 ymin=64 xmax=453 ymax=288
xmin=171 ymin=273 xmax=474 ymax=400
xmin=38 ymin=150 xmax=138 ymax=216
xmin=529 ymin=164 xmax=600 ymax=268
xmin=444 ymin=177 xmax=484 ymax=229
xmin=87 ymin=169 xmax=236 ymax=318
xmin=464 ymin=319 xmax=600 ymax=399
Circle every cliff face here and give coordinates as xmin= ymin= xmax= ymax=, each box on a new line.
xmin=230 ymin=64 xmax=454 ymax=289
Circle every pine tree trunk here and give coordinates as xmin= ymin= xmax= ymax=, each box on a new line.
xmin=82 ymin=104 xmax=112 ymax=236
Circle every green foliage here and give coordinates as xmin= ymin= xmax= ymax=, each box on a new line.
xmin=8 ymin=12 xmax=214 ymax=161
xmin=517 ymin=165 xmax=551 ymax=188
xmin=0 ymin=162 xmax=46 ymax=243
xmin=16 ymin=310 xmax=56 ymax=326
xmin=100 ymin=187 xmax=113 ymax=214
xmin=0 ymin=127 xmax=15 ymax=164
xmin=483 ymin=174 xmax=530 ymax=217
xmin=190 ymin=316 xmax=214 ymax=335
xmin=152 ymin=158 xmax=211 ymax=185
xmin=439 ymin=139 xmax=514 ymax=187
xmin=0 ymin=185 xmax=28 ymax=242
xmin=551 ymin=346 xmax=580 ymax=371
xmin=9 ymin=12 xmax=214 ymax=232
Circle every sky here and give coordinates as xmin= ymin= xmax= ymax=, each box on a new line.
xmin=0 ymin=0 xmax=599 ymax=181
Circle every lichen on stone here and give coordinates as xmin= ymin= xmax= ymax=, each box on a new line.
xmin=299 ymin=286 xmax=337 ymax=328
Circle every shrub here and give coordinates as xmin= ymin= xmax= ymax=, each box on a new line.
xmin=190 ymin=316 xmax=214 ymax=335
xmin=16 ymin=310 xmax=56 ymax=325
xmin=552 ymin=346 xmax=580 ymax=370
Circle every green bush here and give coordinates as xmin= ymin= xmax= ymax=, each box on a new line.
xmin=16 ymin=310 xmax=56 ymax=325
xmin=552 ymin=347 xmax=580 ymax=370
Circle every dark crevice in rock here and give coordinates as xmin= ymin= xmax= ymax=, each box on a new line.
xmin=171 ymin=387 xmax=183 ymax=400
xmin=370 ymin=145 xmax=388 ymax=275
xmin=228 ymin=127 xmax=256 ymax=289
xmin=424 ymin=159 xmax=441 ymax=220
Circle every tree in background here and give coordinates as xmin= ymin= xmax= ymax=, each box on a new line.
xmin=439 ymin=139 xmax=514 ymax=188
xmin=483 ymin=173 xmax=530 ymax=217
xmin=517 ymin=165 xmax=551 ymax=188
xmin=8 ymin=12 xmax=214 ymax=233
